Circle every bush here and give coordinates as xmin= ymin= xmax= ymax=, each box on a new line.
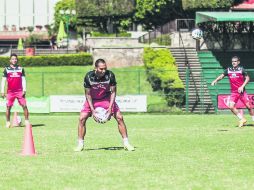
xmin=143 ymin=47 xmax=184 ymax=107
xmin=90 ymin=31 xmax=131 ymax=37
xmin=0 ymin=53 xmax=93 ymax=67
xmin=150 ymin=34 xmax=171 ymax=46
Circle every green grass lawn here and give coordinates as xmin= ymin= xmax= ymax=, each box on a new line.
xmin=1 ymin=114 xmax=254 ymax=189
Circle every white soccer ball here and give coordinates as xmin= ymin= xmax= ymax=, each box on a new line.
xmin=191 ymin=28 xmax=203 ymax=40
xmin=93 ymin=107 xmax=110 ymax=124
xmin=17 ymin=116 xmax=22 ymax=126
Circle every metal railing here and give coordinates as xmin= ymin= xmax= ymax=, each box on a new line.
xmin=0 ymin=45 xmax=78 ymax=56
xmin=138 ymin=19 xmax=195 ymax=44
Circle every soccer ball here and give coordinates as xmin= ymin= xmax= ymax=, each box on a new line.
xmin=191 ymin=28 xmax=203 ymax=40
xmin=17 ymin=116 xmax=22 ymax=125
xmin=93 ymin=107 xmax=110 ymax=124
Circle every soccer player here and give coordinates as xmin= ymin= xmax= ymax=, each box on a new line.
xmin=74 ymin=58 xmax=135 ymax=151
xmin=1 ymin=53 xmax=30 ymax=128
xmin=211 ymin=56 xmax=254 ymax=127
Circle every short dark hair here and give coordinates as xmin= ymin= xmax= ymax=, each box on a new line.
xmin=232 ymin=56 xmax=240 ymax=61
xmin=95 ymin=59 xmax=106 ymax=67
xmin=10 ymin=53 xmax=18 ymax=59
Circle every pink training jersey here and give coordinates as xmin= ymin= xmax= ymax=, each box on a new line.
xmin=83 ymin=70 xmax=116 ymax=100
xmin=223 ymin=66 xmax=247 ymax=93
xmin=3 ymin=66 xmax=25 ymax=93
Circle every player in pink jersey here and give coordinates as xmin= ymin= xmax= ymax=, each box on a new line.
xmin=211 ymin=56 xmax=254 ymax=127
xmin=74 ymin=59 xmax=134 ymax=152
xmin=1 ymin=54 xmax=30 ymax=128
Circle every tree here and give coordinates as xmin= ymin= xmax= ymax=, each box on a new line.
xmin=182 ymin=0 xmax=244 ymax=10
xmin=134 ymin=0 xmax=183 ymax=29
xmin=54 ymin=0 xmax=77 ymax=32
xmin=76 ymin=0 xmax=135 ymax=33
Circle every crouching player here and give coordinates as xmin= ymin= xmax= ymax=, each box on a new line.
xmin=211 ymin=56 xmax=254 ymax=127
xmin=74 ymin=58 xmax=135 ymax=151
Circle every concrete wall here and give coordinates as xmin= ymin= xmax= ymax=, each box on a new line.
xmin=170 ymin=32 xmax=196 ymax=48
xmin=92 ymin=47 xmax=144 ymax=68
xmin=85 ymin=37 xmax=140 ymax=49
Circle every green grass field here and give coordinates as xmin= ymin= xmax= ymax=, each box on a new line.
xmin=1 ymin=114 xmax=254 ymax=190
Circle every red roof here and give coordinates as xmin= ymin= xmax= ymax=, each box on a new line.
xmin=0 ymin=31 xmax=48 ymax=40
xmin=0 ymin=34 xmax=29 ymax=40
xmin=232 ymin=0 xmax=254 ymax=10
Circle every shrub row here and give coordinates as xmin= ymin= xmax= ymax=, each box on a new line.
xmin=0 ymin=53 xmax=93 ymax=67
xmin=150 ymin=34 xmax=171 ymax=46
xmin=143 ymin=47 xmax=184 ymax=107
xmin=91 ymin=31 xmax=131 ymax=37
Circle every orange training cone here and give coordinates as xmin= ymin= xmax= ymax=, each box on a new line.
xmin=21 ymin=124 xmax=36 ymax=156
xmin=12 ymin=112 xmax=20 ymax=127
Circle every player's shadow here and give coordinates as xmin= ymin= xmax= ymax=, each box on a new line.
xmin=234 ymin=124 xmax=254 ymax=127
xmin=86 ymin=146 xmax=124 ymax=151
xmin=244 ymin=124 xmax=254 ymax=127
xmin=18 ymin=124 xmax=45 ymax=128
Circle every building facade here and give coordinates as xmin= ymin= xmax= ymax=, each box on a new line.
xmin=0 ymin=0 xmax=59 ymax=31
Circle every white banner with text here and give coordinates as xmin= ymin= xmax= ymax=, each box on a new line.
xmin=50 ymin=95 xmax=147 ymax=112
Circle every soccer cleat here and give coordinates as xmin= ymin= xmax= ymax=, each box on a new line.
xmin=124 ymin=144 xmax=135 ymax=151
xmin=6 ymin=122 xmax=11 ymax=128
xmin=74 ymin=144 xmax=84 ymax=152
xmin=238 ymin=118 xmax=247 ymax=128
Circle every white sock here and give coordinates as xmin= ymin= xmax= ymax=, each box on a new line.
xmin=237 ymin=113 xmax=243 ymax=120
xmin=252 ymin=116 xmax=254 ymax=121
xmin=123 ymin=137 xmax=129 ymax=146
xmin=78 ymin=139 xmax=84 ymax=146
xmin=25 ymin=120 xmax=30 ymax=125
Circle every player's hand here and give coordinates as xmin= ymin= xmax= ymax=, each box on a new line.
xmin=211 ymin=81 xmax=217 ymax=86
xmin=238 ymin=86 xmax=244 ymax=93
xmin=106 ymin=107 xmax=112 ymax=120
xmin=92 ymin=110 xmax=99 ymax=122
xmin=1 ymin=93 xmax=5 ymax=99
xmin=22 ymin=91 xmax=26 ymax=98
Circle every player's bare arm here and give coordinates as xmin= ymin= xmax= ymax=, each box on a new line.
xmin=85 ymin=88 xmax=95 ymax=111
xmin=1 ymin=77 xmax=6 ymax=98
xmin=238 ymin=75 xmax=250 ymax=93
xmin=211 ymin=74 xmax=225 ymax=86
xmin=85 ymin=88 xmax=99 ymax=121
xmin=107 ymin=85 xmax=116 ymax=114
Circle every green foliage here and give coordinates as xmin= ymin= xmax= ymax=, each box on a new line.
xmin=24 ymin=34 xmax=45 ymax=47
xmin=143 ymin=47 xmax=184 ymax=107
xmin=76 ymin=0 xmax=135 ymax=33
xmin=27 ymin=26 xmax=34 ymax=33
xmin=90 ymin=31 xmax=131 ymax=37
xmin=54 ymin=0 xmax=76 ymax=32
xmin=182 ymin=0 xmax=241 ymax=10
xmin=0 ymin=53 xmax=92 ymax=67
xmin=76 ymin=0 xmax=135 ymax=17
xmin=150 ymin=34 xmax=171 ymax=46
xmin=134 ymin=0 xmax=182 ymax=29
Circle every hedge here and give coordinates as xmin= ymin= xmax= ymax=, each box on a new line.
xmin=0 ymin=53 xmax=93 ymax=67
xmin=143 ymin=47 xmax=184 ymax=107
xmin=91 ymin=31 xmax=131 ymax=37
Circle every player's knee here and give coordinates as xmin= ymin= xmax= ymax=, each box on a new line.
xmin=116 ymin=114 xmax=124 ymax=122
xmin=79 ymin=115 xmax=88 ymax=125
xmin=22 ymin=105 xmax=27 ymax=109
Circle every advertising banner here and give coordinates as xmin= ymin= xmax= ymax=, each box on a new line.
xmin=0 ymin=97 xmax=50 ymax=113
xmin=50 ymin=95 xmax=147 ymax=112
xmin=217 ymin=94 xmax=254 ymax=109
